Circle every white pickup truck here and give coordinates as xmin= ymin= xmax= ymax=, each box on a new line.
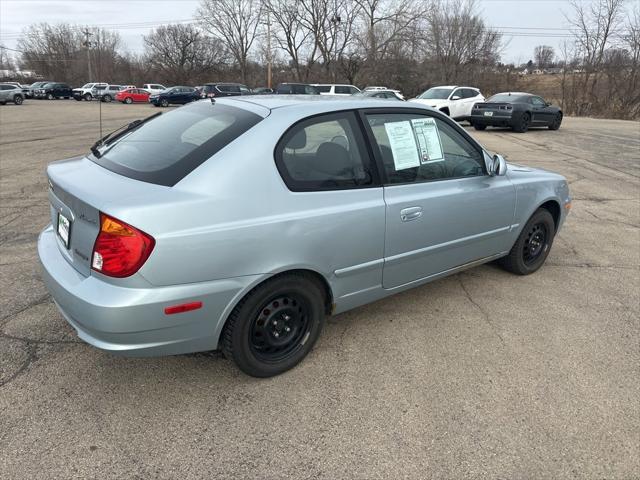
xmin=72 ymin=82 xmax=108 ymax=101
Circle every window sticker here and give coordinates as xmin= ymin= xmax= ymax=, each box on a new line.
xmin=411 ymin=118 xmax=445 ymax=164
xmin=384 ymin=121 xmax=420 ymax=170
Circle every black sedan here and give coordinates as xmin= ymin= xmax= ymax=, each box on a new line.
xmin=470 ymin=92 xmax=562 ymax=133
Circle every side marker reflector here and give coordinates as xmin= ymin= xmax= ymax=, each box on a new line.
xmin=164 ymin=301 xmax=203 ymax=315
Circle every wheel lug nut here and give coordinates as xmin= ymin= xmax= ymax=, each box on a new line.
xmin=285 ymin=327 xmax=291 ymax=332
xmin=283 ymin=314 xmax=290 ymax=321
xmin=273 ymin=332 xmax=279 ymax=338
xmin=272 ymin=320 xmax=277 ymax=326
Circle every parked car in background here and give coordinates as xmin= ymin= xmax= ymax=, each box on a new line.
xmin=470 ymin=92 xmax=563 ymax=133
xmin=0 ymin=84 xmax=25 ymax=105
xmin=200 ymin=83 xmax=251 ymax=98
xmin=1 ymin=82 xmax=29 ymax=97
xmin=34 ymin=82 xmax=72 ymax=99
xmin=39 ymin=96 xmax=571 ymax=377
xmin=149 ymin=86 xmax=200 ymax=107
xmin=98 ymin=85 xmax=123 ymax=103
xmin=312 ymin=84 xmax=361 ymax=95
xmin=353 ymin=90 xmax=404 ymax=101
xmin=115 ymin=88 xmax=151 ymax=104
xmin=364 ymin=86 xmax=389 ymax=91
xmin=410 ymin=86 xmax=484 ymax=121
xmin=142 ymin=84 xmax=167 ymax=95
xmin=252 ymin=87 xmax=274 ymax=94
xmin=275 ymin=83 xmax=320 ymax=94
xmin=73 ymin=82 xmax=108 ymax=101
xmin=26 ymin=81 xmax=50 ymax=98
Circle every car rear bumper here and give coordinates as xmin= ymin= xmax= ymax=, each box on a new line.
xmin=470 ymin=114 xmax=515 ymax=127
xmin=38 ymin=225 xmax=260 ymax=357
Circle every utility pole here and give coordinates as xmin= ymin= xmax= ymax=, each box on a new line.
xmin=266 ymin=10 xmax=272 ymax=89
xmin=82 ymin=28 xmax=93 ymax=82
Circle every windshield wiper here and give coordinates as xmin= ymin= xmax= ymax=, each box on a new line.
xmin=90 ymin=112 xmax=162 ymax=158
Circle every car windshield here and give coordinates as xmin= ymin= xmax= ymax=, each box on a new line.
xmin=89 ymin=102 xmax=263 ymax=186
xmin=81 ymin=84 xmax=93 ymax=88
xmin=418 ymin=88 xmax=453 ymax=99
xmin=488 ymin=94 xmax=525 ymax=103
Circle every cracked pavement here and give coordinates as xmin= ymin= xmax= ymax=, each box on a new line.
xmin=0 ymin=102 xmax=638 ymax=479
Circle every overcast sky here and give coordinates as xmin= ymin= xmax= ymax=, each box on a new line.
xmin=0 ymin=0 xmax=624 ymax=65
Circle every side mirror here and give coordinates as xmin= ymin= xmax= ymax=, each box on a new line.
xmin=451 ymin=95 xmax=461 ymax=100
xmin=484 ymin=152 xmax=507 ymax=176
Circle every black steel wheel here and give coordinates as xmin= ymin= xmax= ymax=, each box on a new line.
xmin=499 ymin=208 xmax=555 ymax=275
xmin=222 ymin=273 xmax=326 ymax=377
xmin=549 ymin=112 xmax=562 ymax=130
xmin=512 ymin=112 xmax=530 ymax=133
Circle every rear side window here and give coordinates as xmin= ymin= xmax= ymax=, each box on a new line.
xmin=90 ymin=103 xmax=262 ymax=186
xmin=335 ymin=86 xmax=351 ymax=94
xmin=316 ymin=85 xmax=331 ymax=93
xmin=275 ymin=112 xmax=374 ymax=191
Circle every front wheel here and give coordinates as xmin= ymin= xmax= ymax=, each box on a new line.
xmin=499 ymin=208 xmax=555 ymax=275
xmin=473 ymin=123 xmax=487 ymax=131
xmin=102 ymin=94 xmax=112 ymax=103
xmin=84 ymin=93 xmax=92 ymax=101
xmin=14 ymin=95 xmax=23 ymax=105
xmin=549 ymin=113 xmax=563 ymax=130
xmin=124 ymin=97 xmax=133 ymax=104
xmin=222 ymin=274 xmax=326 ymax=377
xmin=160 ymin=99 xmax=169 ymax=107
xmin=46 ymin=93 xmax=54 ymax=100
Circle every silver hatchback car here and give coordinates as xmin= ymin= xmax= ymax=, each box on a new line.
xmin=39 ymin=97 xmax=571 ymax=376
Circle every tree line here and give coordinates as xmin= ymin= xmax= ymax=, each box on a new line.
xmin=2 ymin=0 xmax=639 ymax=118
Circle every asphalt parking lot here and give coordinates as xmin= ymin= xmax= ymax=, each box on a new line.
xmin=1 ymin=100 xmax=638 ymax=479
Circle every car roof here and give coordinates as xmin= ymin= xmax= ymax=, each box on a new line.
xmin=493 ymin=92 xmax=532 ymax=97
xmin=214 ymin=94 xmax=429 ymax=114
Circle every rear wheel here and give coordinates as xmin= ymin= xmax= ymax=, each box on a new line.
xmin=499 ymin=208 xmax=555 ymax=275
xmin=14 ymin=95 xmax=23 ymax=105
xmin=46 ymin=93 xmax=54 ymax=100
xmin=473 ymin=123 xmax=487 ymax=131
xmin=512 ymin=112 xmax=530 ymax=133
xmin=222 ymin=274 xmax=326 ymax=377
xmin=74 ymin=96 xmax=83 ymax=101
xmin=102 ymin=94 xmax=112 ymax=103
xmin=549 ymin=112 xmax=563 ymax=130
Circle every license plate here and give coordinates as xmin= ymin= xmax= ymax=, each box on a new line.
xmin=57 ymin=212 xmax=71 ymax=248
xmin=484 ymin=111 xmax=494 ymax=117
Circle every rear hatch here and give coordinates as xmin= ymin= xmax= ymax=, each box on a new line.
xmin=47 ymin=157 xmax=171 ymax=277
xmin=472 ymin=102 xmax=514 ymax=118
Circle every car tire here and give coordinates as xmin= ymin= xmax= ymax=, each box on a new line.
xmin=221 ymin=273 xmax=326 ymax=377
xmin=0 ymin=101 xmax=6 ymax=105
xmin=74 ymin=96 xmax=83 ymax=101
xmin=102 ymin=95 xmax=112 ymax=103
xmin=549 ymin=112 xmax=563 ymax=130
xmin=46 ymin=93 xmax=54 ymax=100
xmin=14 ymin=95 xmax=23 ymax=105
xmin=84 ymin=93 xmax=92 ymax=101
xmin=499 ymin=208 xmax=555 ymax=275
xmin=160 ymin=99 xmax=169 ymax=107
xmin=124 ymin=97 xmax=133 ymax=104
xmin=512 ymin=112 xmax=530 ymax=133
xmin=473 ymin=123 xmax=487 ymax=131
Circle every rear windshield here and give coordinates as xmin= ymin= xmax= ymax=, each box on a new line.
xmin=89 ymin=102 xmax=262 ymax=186
xmin=488 ymin=94 xmax=525 ymax=103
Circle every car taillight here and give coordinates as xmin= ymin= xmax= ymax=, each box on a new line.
xmin=91 ymin=213 xmax=155 ymax=278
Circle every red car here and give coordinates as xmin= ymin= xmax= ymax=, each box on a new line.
xmin=115 ymin=88 xmax=150 ymax=104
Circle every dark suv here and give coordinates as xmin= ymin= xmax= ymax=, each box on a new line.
xmin=201 ymin=83 xmax=251 ymax=98
xmin=34 ymin=82 xmax=72 ymax=99
xmin=149 ymin=86 xmax=200 ymax=107
xmin=275 ymin=83 xmax=320 ymax=95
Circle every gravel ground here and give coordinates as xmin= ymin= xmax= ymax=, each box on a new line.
xmin=0 ymin=100 xmax=638 ymax=479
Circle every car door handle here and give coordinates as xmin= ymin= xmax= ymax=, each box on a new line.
xmin=400 ymin=206 xmax=423 ymax=222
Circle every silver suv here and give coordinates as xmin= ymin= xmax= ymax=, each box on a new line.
xmin=0 ymin=84 xmax=25 ymax=105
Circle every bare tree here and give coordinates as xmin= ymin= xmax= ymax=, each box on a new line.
xmin=425 ymin=0 xmax=502 ymax=84
xmin=198 ymin=0 xmax=262 ymax=83
xmin=144 ymin=24 xmax=225 ymax=85
xmin=0 ymin=45 xmax=14 ymax=71
xmin=534 ymin=45 xmax=555 ymax=69
xmin=265 ymin=0 xmax=318 ymax=81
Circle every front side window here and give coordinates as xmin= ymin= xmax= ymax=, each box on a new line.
xmin=530 ymin=96 xmax=546 ymax=106
xmin=275 ymin=112 xmax=373 ymax=191
xmin=335 ymin=85 xmax=351 ymax=94
xmin=365 ymin=112 xmax=484 ymax=185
